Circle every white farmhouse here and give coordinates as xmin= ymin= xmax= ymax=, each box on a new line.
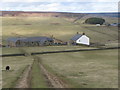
xmin=70 ymin=33 xmax=90 ymax=45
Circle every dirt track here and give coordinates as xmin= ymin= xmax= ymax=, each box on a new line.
xmin=15 ymin=65 xmax=32 ymax=88
xmin=14 ymin=57 xmax=68 ymax=88
xmin=39 ymin=62 xmax=68 ymax=88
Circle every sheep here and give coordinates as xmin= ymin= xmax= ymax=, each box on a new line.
xmin=6 ymin=66 xmax=10 ymax=71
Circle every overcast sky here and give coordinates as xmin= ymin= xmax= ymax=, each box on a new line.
xmin=1 ymin=0 xmax=119 ymax=13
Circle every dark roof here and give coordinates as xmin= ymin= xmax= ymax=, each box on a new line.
xmin=71 ymin=34 xmax=83 ymax=41
xmin=7 ymin=37 xmax=26 ymax=42
xmin=7 ymin=37 xmax=53 ymax=42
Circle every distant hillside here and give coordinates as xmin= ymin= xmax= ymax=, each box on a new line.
xmin=90 ymin=12 xmax=119 ymax=18
xmin=0 ymin=11 xmax=87 ymax=18
xmin=1 ymin=11 xmax=119 ymax=18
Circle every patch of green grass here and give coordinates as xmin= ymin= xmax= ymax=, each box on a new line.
xmin=2 ymin=56 xmax=34 ymax=88
xmin=2 ymin=48 xmax=22 ymax=54
xmin=37 ymin=49 xmax=118 ymax=88
xmin=2 ymin=46 xmax=96 ymax=55
xmin=31 ymin=58 xmax=48 ymax=88
xmin=22 ymin=46 xmax=95 ymax=53
xmin=39 ymin=59 xmax=80 ymax=88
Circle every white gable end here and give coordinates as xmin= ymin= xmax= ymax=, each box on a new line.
xmin=76 ymin=35 xmax=89 ymax=45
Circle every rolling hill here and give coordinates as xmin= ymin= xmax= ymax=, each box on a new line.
xmin=1 ymin=11 xmax=119 ymax=88
xmin=1 ymin=11 xmax=119 ymax=47
xmin=1 ymin=11 xmax=119 ymax=17
xmin=1 ymin=11 xmax=87 ymax=18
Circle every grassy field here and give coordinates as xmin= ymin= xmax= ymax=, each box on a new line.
xmin=2 ymin=48 xmax=118 ymax=88
xmin=2 ymin=56 xmax=34 ymax=88
xmin=1 ymin=16 xmax=118 ymax=47
xmin=38 ymin=49 xmax=118 ymax=88
xmin=2 ymin=46 xmax=96 ymax=55
xmin=2 ymin=48 xmax=23 ymax=54
xmin=31 ymin=58 xmax=48 ymax=88
xmin=1 ymin=16 xmax=119 ymax=88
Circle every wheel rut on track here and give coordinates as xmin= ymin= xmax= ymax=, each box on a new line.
xmin=39 ymin=62 xmax=68 ymax=88
xmin=15 ymin=65 xmax=32 ymax=88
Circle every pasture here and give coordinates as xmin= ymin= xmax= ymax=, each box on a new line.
xmin=38 ymin=49 xmax=118 ymax=88
xmin=1 ymin=48 xmax=118 ymax=88
xmin=2 ymin=56 xmax=34 ymax=88
xmin=1 ymin=16 xmax=118 ymax=47
xmin=1 ymin=16 xmax=119 ymax=88
xmin=2 ymin=46 xmax=96 ymax=55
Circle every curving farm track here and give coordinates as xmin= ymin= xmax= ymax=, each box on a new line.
xmin=15 ymin=65 xmax=32 ymax=88
xmin=14 ymin=56 xmax=68 ymax=88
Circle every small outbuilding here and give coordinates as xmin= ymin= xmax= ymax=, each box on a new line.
xmin=110 ymin=23 xmax=117 ymax=26
xmin=70 ymin=33 xmax=90 ymax=45
xmin=110 ymin=23 xmax=120 ymax=26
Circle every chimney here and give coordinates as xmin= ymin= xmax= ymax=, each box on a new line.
xmin=51 ymin=35 xmax=54 ymax=38
xmin=51 ymin=35 xmax=53 ymax=38
xmin=82 ymin=32 xmax=85 ymax=35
